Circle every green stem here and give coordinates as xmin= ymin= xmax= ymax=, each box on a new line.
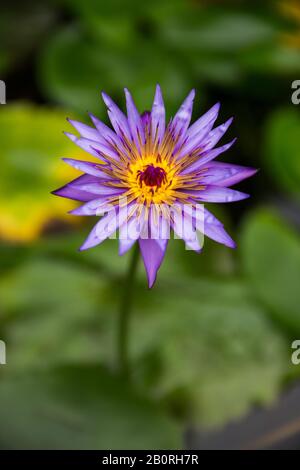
xmin=118 ymin=242 xmax=140 ymax=378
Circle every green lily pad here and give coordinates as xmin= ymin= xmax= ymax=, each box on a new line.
xmin=264 ymin=108 xmax=300 ymax=197
xmin=0 ymin=365 xmax=180 ymax=449
xmin=131 ymin=277 xmax=287 ymax=427
xmin=240 ymin=208 xmax=300 ymax=333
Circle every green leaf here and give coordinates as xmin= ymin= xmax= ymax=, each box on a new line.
xmin=241 ymin=45 xmax=300 ymax=74
xmin=264 ymin=108 xmax=300 ymax=196
xmin=0 ymin=258 xmax=116 ymax=369
xmin=131 ymin=278 xmax=287 ymax=427
xmin=40 ymin=27 xmax=189 ymax=115
xmin=0 ymin=365 xmax=180 ymax=449
xmin=240 ymin=208 xmax=300 ymax=333
xmin=0 ymin=104 xmax=91 ymax=242
xmin=160 ymin=12 xmax=276 ymax=52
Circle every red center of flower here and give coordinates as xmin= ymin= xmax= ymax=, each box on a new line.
xmin=137 ymin=164 xmax=167 ymax=188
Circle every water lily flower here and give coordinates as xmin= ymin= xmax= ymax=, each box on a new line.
xmin=53 ymin=86 xmax=256 ymax=287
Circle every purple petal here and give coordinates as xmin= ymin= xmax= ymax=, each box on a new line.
xmin=119 ymin=238 xmax=137 ymax=256
xmin=71 ymin=181 xmax=125 ymax=196
xmin=89 ymin=113 xmax=122 ymax=147
xmin=141 ymin=111 xmax=151 ymax=130
xmin=62 ymin=158 xmax=112 ymax=178
xmin=203 ymin=221 xmax=236 ymax=248
xmin=202 ymin=117 xmax=233 ymax=150
xmin=119 ymin=213 xmax=145 ymax=255
xmin=195 ymin=207 xmax=236 ymax=248
xmin=67 ymin=119 xmax=102 ymax=142
xmin=52 ymin=175 xmax=98 ymax=202
xmin=139 ymin=238 xmax=168 ymax=288
xmin=172 ymin=89 xmax=195 ymax=138
xmin=172 ymin=208 xmax=202 ymax=252
xmin=201 ymin=162 xmax=258 ymax=187
xmin=186 ymin=102 xmax=220 ymax=140
xmin=203 ymin=208 xmax=223 ymax=226
xmin=177 ymin=121 xmax=213 ymax=158
xmin=187 ymin=185 xmax=249 ymax=203
xmin=101 ymin=92 xmax=131 ymax=141
xmin=151 ymin=85 xmax=165 ymax=143
xmin=69 ymin=199 xmax=116 ymax=216
xmin=80 ymin=206 xmax=128 ymax=251
xmin=175 ymin=204 xmax=235 ymax=248
xmin=124 ymin=88 xmax=144 ymax=149
xmin=182 ymin=139 xmax=236 ymax=174
xmin=64 ymin=133 xmax=119 ymax=160
xmin=149 ymin=207 xmax=171 ymax=240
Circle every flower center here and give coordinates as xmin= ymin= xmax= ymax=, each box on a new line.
xmin=137 ymin=164 xmax=167 ymax=188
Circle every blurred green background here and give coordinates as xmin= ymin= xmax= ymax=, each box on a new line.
xmin=0 ymin=0 xmax=300 ymax=449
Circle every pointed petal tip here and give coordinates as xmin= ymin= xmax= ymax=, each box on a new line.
xmin=101 ymin=91 xmax=110 ymax=106
xmin=249 ymin=167 xmax=259 ymax=176
xmin=68 ymin=207 xmax=83 ymax=215
xmin=190 ymin=88 xmax=196 ymax=99
xmin=79 ymin=242 xmax=90 ymax=252
xmin=147 ymin=276 xmax=156 ymax=289
xmin=154 ymin=84 xmax=163 ymax=99
xmin=119 ymin=245 xmax=131 ymax=257
xmin=64 ymin=131 xmax=76 ymax=141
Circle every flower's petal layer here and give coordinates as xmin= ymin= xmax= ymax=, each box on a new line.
xmin=119 ymin=238 xmax=137 ymax=256
xmin=178 ymin=121 xmax=213 ymax=158
xmin=52 ymin=175 xmax=101 ymax=202
xmin=62 ymin=158 xmax=112 ymax=178
xmin=119 ymin=212 xmax=145 ymax=255
xmin=101 ymin=92 xmax=131 ymax=141
xmin=64 ymin=133 xmax=119 ymax=160
xmin=186 ymin=185 xmax=249 ymax=203
xmin=203 ymin=207 xmax=223 ymax=226
xmin=202 ymin=117 xmax=233 ymax=150
xmin=69 ymin=199 xmax=116 ymax=216
xmin=172 ymin=89 xmax=195 ymax=138
xmin=204 ymin=221 xmax=236 ymax=248
xmin=89 ymin=114 xmax=121 ymax=147
xmin=71 ymin=181 xmax=125 ymax=196
xmin=172 ymin=209 xmax=202 ymax=252
xmin=141 ymin=111 xmax=151 ymax=130
xmin=125 ymin=88 xmax=144 ymax=149
xmin=151 ymin=85 xmax=165 ymax=143
xmin=67 ymin=119 xmax=102 ymax=142
xmin=182 ymin=139 xmax=236 ymax=174
xmin=177 ymin=204 xmax=235 ymax=249
xmin=139 ymin=238 xmax=168 ymax=288
xmin=80 ymin=206 xmax=128 ymax=251
xmin=196 ymin=207 xmax=236 ymax=248
xmin=186 ymin=102 xmax=220 ymax=140
xmin=54 ymin=173 xmax=124 ymax=198
xmin=201 ymin=162 xmax=258 ymax=187
xmin=149 ymin=207 xmax=171 ymax=240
